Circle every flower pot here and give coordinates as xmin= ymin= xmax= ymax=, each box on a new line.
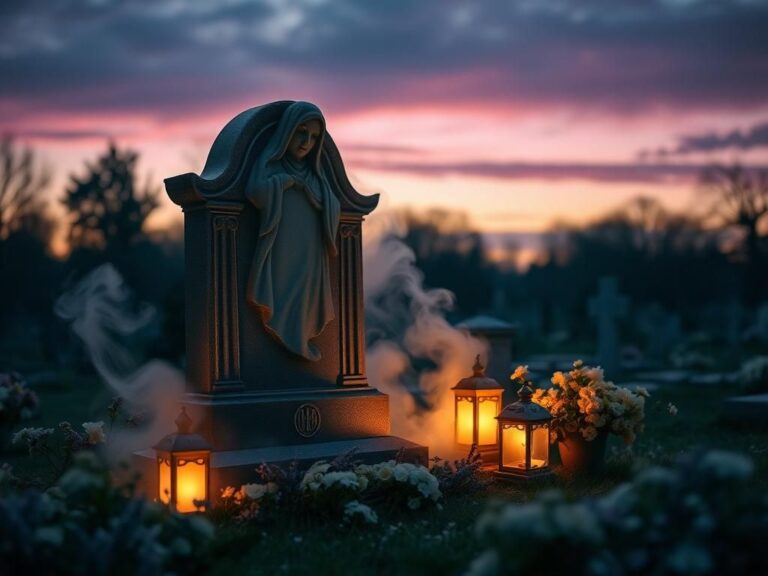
xmin=557 ymin=429 xmax=608 ymax=475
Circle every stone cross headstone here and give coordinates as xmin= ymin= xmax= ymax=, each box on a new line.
xmin=588 ymin=276 xmax=627 ymax=378
xmin=135 ymin=101 xmax=426 ymax=500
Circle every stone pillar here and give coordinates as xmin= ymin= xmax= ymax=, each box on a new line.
xmin=337 ymin=213 xmax=367 ymax=386
xmin=183 ymin=200 xmax=245 ymax=394
xmin=210 ymin=202 xmax=244 ymax=392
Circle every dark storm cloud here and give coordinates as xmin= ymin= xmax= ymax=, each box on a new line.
xmin=641 ymin=121 xmax=768 ymax=158
xmin=1 ymin=0 xmax=767 ymax=121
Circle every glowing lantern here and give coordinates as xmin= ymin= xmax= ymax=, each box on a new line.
xmin=154 ymin=407 xmax=211 ymax=513
xmin=494 ymin=379 xmax=553 ymax=481
xmin=451 ymin=355 xmax=504 ymax=461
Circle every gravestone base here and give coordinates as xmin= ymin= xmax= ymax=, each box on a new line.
xmin=134 ymin=436 xmax=427 ymax=505
xmin=133 ymin=387 xmax=428 ymax=505
xmin=180 ymin=387 xmax=392 ymax=452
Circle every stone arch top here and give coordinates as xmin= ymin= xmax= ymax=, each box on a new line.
xmin=164 ymin=100 xmax=379 ymax=215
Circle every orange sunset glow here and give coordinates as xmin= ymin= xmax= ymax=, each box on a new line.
xmin=2 ymin=1 xmax=766 ymax=261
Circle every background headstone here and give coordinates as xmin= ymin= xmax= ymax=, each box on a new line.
xmin=588 ymin=276 xmax=628 ymax=378
xmin=456 ymin=314 xmax=519 ymax=401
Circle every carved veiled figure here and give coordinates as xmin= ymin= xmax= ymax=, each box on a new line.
xmin=166 ymin=99 xmax=381 ymax=391
xmin=245 ymin=102 xmax=341 ymax=361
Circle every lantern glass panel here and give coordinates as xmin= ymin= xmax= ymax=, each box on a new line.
xmin=456 ymin=397 xmax=475 ymax=445
xmin=530 ymin=425 xmax=549 ymax=469
xmin=159 ymin=458 xmax=171 ymax=504
xmin=502 ymin=424 xmax=527 ymax=469
xmin=477 ymin=396 xmax=499 ymax=445
xmin=176 ymin=458 xmax=207 ymax=513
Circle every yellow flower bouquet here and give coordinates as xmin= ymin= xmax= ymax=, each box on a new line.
xmin=522 ymin=360 xmax=649 ymax=445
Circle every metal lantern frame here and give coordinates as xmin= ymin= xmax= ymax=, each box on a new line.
xmin=153 ymin=407 xmax=211 ymax=513
xmin=451 ymin=355 xmax=504 ymax=461
xmin=494 ymin=381 xmax=554 ymax=481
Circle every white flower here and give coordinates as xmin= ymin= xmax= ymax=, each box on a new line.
xmin=241 ymin=483 xmax=268 ymax=500
xmin=82 ymin=421 xmax=106 ymax=445
xmin=320 ymin=471 xmax=361 ymax=490
xmin=393 ymin=464 xmax=410 ymax=482
xmin=635 ymin=386 xmax=651 ymax=398
xmin=376 ymin=464 xmax=394 ymax=481
xmin=344 ymin=500 xmax=378 ymax=524
xmin=300 ymin=461 xmax=331 ymax=489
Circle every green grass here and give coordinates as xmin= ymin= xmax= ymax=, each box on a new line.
xmin=3 ymin=368 xmax=767 ymax=575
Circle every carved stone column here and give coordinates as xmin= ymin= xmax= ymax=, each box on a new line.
xmin=209 ymin=201 xmax=244 ymax=392
xmin=337 ymin=213 xmax=367 ymax=386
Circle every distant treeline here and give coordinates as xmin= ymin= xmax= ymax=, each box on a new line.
xmin=0 ymin=137 xmax=766 ymax=365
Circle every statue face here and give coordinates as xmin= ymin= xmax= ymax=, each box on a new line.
xmin=287 ymin=119 xmax=322 ymax=161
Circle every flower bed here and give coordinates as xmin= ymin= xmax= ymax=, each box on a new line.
xmin=468 ymin=450 xmax=768 ymax=576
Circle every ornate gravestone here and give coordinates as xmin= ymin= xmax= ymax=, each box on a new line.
xmin=588 ymin=276 xmax=627 ymax=378
xmin=135 ymin=101 xmax=426 ymax=500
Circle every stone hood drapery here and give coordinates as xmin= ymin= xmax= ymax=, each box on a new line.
xmin=245 ymin=101 xmax=341 ymax=361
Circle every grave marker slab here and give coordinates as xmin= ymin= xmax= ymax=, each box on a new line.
xmin=134 ymin=101 xmax=426 ymax=500
xmin=588 ymin=277 xmax=628 ymax=378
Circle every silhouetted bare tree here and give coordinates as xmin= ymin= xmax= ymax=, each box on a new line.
xmin=700 ymin=164 xmax=768 ymax=303
xmin=700 ymin=164 xmax=768 ymax=263
xmin=0 ymin=135 xmax=51 ymax=240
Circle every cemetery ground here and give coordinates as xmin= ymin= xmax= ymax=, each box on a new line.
xmin=3 ymin=362 xmax=767 ymax=575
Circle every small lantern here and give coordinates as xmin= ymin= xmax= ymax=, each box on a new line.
xmin=451 ymin=355 xmax=504 ymax=461
xmin=154 ymin=407 xmax=211 ymax=513
xmin=494 ymin=380 xmax=553 ymax=481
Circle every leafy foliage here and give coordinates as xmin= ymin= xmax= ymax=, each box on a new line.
xmin=0 ymin=452 xmax=213 ymax=576
xmin=0 ymin=372 xmax=38 ymax=434
xmin=468 ymin=450 xmax=768 ymax=576
xmin=429 ymin=444 xmax=487 ymax=497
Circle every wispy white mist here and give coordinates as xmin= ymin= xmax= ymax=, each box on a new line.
xmin=55 ymin=264 xmax=184 ymax=462
xmin=364 ymin=214 xmax=486 ymax=459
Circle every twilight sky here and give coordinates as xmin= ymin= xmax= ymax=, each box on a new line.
xmin=2 ymin=0 xmax=768 ymax=258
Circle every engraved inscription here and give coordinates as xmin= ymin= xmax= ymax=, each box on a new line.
xmin=294 ymin=404 xmax=321 ymax=438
